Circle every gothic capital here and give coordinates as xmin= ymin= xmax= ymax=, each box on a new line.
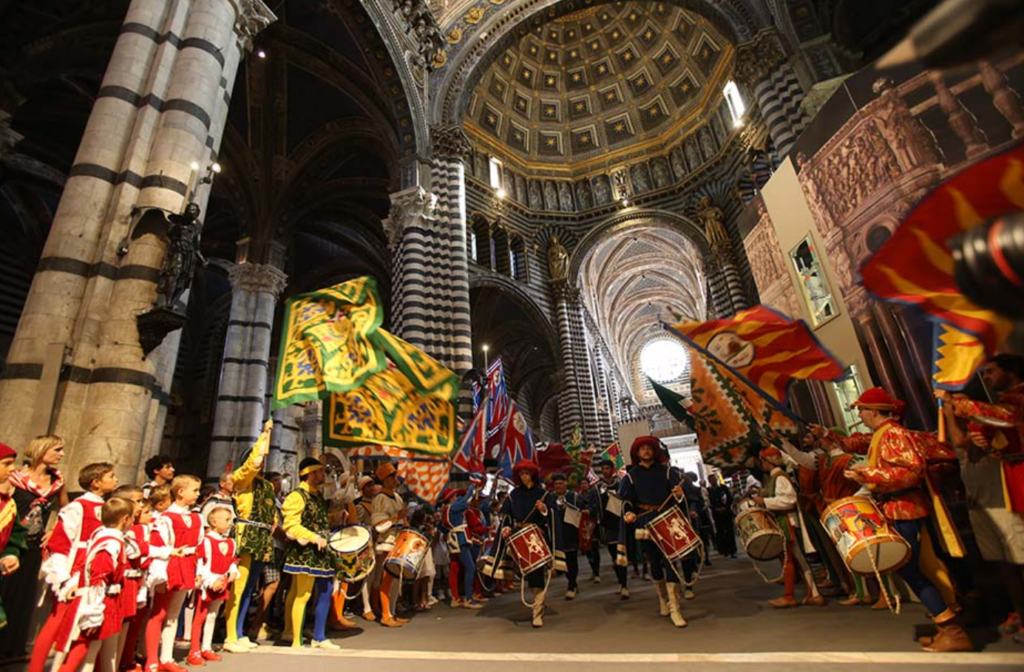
xmin=229 ymin=262 xmax=288 ymax=298
xmin=430 ymin=125 xmax=473 ymax=162
xmin=551 ymin=279 xmax=581 ymax=304
xmin=228 ymin=0 xmax=277 ymax=52
xmin=735 ymin=30 xmax=786 ymax=90
xmin=383 ymin=186 xmax=438 ymax=247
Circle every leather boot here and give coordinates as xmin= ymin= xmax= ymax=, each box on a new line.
xmin=531 ymin=587 xmax=546 ymax=628
xmin=666 ymin=583 xmax=688 ymax=628
xmin=654 ymin=580 xmax=670 ymax=617
xmin=922 ymin=609 xmax=973 ymax=652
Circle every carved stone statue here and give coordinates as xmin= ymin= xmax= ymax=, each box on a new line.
xmin=529 ymin=180 xmax=543 ymax=210
xmin=699 ymin=126 xmax=717 ymax=160
xmin=630 ymin=163 xmax=651 ymax=194
xmin=697 ymin=196 xmax=729 ymax=248
xmin=651 ymin=157 xmax=671 ymax=188
xmin=544 ymin=181 xmax=559 ymax=210
xmin=593 ymin=174 xmax=612 ymax=204
xmin=670 ymin=146 xmax=686 ymax=180
xmin=547 ymin=234 xmax=569 ymax=281
xmin=558 ymin=181 xmax=574 ymax=212
xmin=576 ymin=179 xmax=593 ymax=210
xmin=157 ymin=203 xmax=206 ymax=309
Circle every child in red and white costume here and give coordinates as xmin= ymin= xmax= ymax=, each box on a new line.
xmin=187 ymin=507 xmax=238 ymax=666
xmin=55 ymin=497 xmax=135 ymax=672
xmin=145 ymin=476 xmax=203 ymax=672
xmin=30 ymin=463 xmax=120 ymax=672
xmin=118 ymin=490 xmax=161 ymax=672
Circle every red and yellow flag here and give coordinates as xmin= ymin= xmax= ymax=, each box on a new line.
xmin=860 ymin=142 xmax=1022 ymax=382
xmin=668 ymin=305 xmax=844 ymax=404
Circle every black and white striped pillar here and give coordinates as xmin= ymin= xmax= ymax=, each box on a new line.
xmin=206 ymin=262 xmax=287 ymax=478
xmin=736 ymin=31 xmax=809 ymax=160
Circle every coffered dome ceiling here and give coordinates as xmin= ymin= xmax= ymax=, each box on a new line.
xmin=464 ymin=1 xmax=734 ymax=170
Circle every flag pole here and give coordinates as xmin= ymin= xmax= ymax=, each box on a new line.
xmin=937 ymin=395 xmax=947 ymax=443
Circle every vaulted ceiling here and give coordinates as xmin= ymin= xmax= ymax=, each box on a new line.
xmin=463 ymin=1 xmax=733 ymax=168
xmin=579 ymin=223 xmax=706 ymax=395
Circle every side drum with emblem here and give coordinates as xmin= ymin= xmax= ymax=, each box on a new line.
xmin=507 ymin=524 xmax=552 ymax=575
xmin=645 ymin=508 xmax=700 ymax=562
xmin=384 ymin=528 xmax=430 ymax=579
xmin=329 ymin=524 xmax=375 ymax=582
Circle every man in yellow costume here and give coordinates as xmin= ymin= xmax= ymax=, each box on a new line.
xmin=222 ymin=420 xmax=278 ymax=653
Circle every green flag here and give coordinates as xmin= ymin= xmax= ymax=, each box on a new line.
xmin=649 ymin=378 xmax=694 ymax=427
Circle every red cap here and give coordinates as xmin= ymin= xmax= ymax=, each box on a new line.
xmin=0 ymin=441 xmax=14 ymax=461
xmin=512 ymin=460 xmax=540 ymax=486
xmin=759 ymin=446 xmax=783 ymax=464
xmin=630 ymin=436 xmax=668 ymax=465
xmin=851 ymin=387 xmax=900 ymax=411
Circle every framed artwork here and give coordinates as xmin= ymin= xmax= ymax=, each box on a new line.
xmin=790 ymin=236 xmax=837 ymax=326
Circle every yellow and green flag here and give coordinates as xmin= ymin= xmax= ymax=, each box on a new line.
xmin=273 ymin=277 xmax=459 ymax=456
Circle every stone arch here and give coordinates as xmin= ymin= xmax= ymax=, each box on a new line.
xmin=568 ymin=208 xmax=713 ymax=280
xmin=468 ymin=272 xmax=559 ymax=353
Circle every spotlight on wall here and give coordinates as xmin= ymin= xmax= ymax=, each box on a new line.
xmin=496 ymin=187 xmax=507 ymax=200
xmin=211 ymin=162 xmax=222 ymax=174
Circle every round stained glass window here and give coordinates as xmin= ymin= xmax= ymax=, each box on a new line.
xmin=640 ymin=338 xmax=689 ymax=383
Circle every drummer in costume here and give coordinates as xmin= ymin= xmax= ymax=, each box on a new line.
xmin=467 ymin=489 xmax=493 ymax=602
xmin=547 ymin=473 xmax=590 ymax=600
xmin=281 ymin=457 xmax=339 ymax=650
xmin=782 ymin=431 xmax=862 ymax=604
xmin=939 ymin=354 xmax=1024 ymax=642
xmin=596 ymin=459 xmax=629 ymax=598
xmin=324 ymin=455 xmax=360 ymax=631
xmin=223 ymin=420 xmax=276 ymax=653
xmin=499 ymin=460 xmax=551 ymax=628
xmin=754 ymin=446 xmax=825 ymax=608
xmin=619 ymin=437 xmax=688 ymax=628
xmin=372 ymin=462 xmax=409 ymax=627
xmin=812 ymin=388 xmax=973 ymax=652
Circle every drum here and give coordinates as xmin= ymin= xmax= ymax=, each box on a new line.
xmin=579 ymin=510 xmax=596 ymax=553
xmin=507 ymin=524 xmax=552 ymax=575
xmin=329 ymin=524 xmax=375 ymax=582
xmin=821 ymin=496 xmax=911 ymax=574
xmin=383 ymin=528 xmax=429 ymax=579
xmin=735 ymin=508 xmax=785 ymax=561
xmin=645 ymin=508 xmax=700 ymax=562
xmin=733 ymin=495 xmax=760 ymax=516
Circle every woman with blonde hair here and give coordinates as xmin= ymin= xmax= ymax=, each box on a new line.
xmin=0 ymin=435 xmax=68 ymax=658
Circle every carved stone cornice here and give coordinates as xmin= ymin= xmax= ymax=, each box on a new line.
xmin=392 ymin=0 xmax=445 ymax=71
xmin=735 ymin=30 xmax=786 ymax=89
xmin=430 ymin=124 xmax=473 ymax=162
xmin=383 ymin=186 xmax=438 ymax=247
xmin=228 ymin=0 xmax=277 ymax=52
xmin=229 ymin=262 xmax=288 ymax=298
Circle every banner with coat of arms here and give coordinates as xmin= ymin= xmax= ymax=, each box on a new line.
xmin=273 ymin=277 xmax=459 ymax=456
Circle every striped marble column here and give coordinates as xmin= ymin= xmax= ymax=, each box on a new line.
xmin=552 ymin=282 xmax=601 ymax=444
xmin=737 ymin=31 xmax=808 ymax=160
xmin=386 ymin=125 xmax=473 ymax=375
xmin=711 ymin=246 xmax=749 ymax=317
xmin=0 ymin=0 xmax=275 ymax=481
xmin=206 ymin=262 xmax=287 ymax=478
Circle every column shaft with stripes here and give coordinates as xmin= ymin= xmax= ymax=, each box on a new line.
xmin=737 ymin=31 xmax=808 ymax=160
xmin=552 ymin=281 xmax=601 ymax=444
xmin=0 ymin=0 xmax=275 ymax=481
xmin=387 ymin=126 xmax=473 ymax=375
xmin=206 ymin=262 xmax=287 ymax=478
